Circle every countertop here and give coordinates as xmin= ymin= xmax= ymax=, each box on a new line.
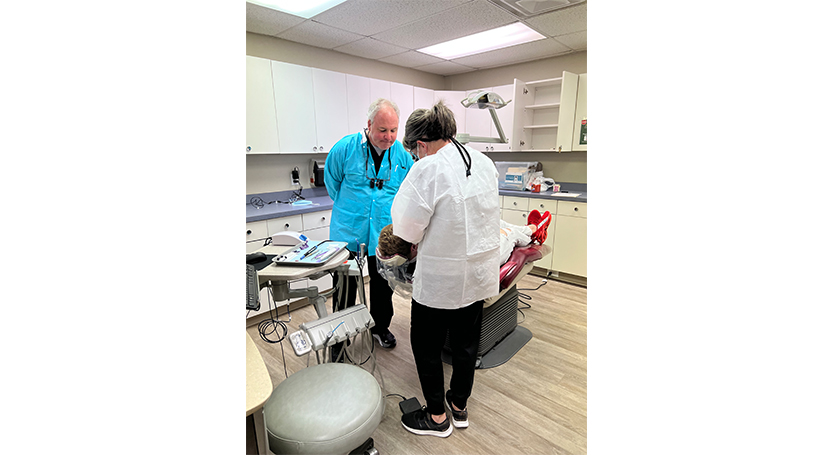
xmin=246 ymin=183 xmax=586 ymax=224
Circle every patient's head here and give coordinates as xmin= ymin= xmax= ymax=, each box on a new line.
xmin=378 ymin=224 xmax=416 ymax=259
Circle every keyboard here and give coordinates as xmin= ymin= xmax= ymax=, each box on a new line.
xmin=246 ymin=264 xmax=260 ymax=311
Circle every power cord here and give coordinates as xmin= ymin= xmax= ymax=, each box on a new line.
xmin=256 ymin=285 xmax=291 ymax=378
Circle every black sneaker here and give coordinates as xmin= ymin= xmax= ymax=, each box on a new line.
xmin=401 ymin=407 xmax=452 ymax=437
xmin=445 ymin=390 xmax=469 ymax=428
xmin=372 ymin=329 xmax=396 ymax=348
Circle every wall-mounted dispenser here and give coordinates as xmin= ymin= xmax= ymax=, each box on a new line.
xmin=309 ymin=160 xmax=326 ymax=187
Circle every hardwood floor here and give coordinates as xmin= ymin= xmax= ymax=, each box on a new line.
xmin=247 ymin=273 xmax=587 ymax=455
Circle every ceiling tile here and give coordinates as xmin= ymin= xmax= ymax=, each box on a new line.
xmin=246 ymin=2 xmax=305 ymax=36
xmin=334 ymin=37 xmax=409 ymax=60
xmin=372 ymin=0 xmax=518 ymax=50
xmin=524 ymin=2 xmax=586 ymax=37
xmin=312 ymin=0 xmax=471 ymax=36
xmin=278 ymin=20 xmax=365 ymax=49
xmin=451 ymin=37 xmax=571 ymax=68
xmin=414 ymin=60 xmax=477 ymax=76
xmin=553 ymin=30 xmax=586 ymax=51
xmin=378 ymin=50 xmax=446 ymax=67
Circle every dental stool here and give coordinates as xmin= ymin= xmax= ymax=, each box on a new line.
xmin=262 ymin=363 xmax=383 ymax=455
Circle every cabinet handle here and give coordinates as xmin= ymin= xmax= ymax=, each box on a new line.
xmin=247 ymin=230 xmax=252 ymax=235
xmin=539 ymin=204 xmax=544 ymax=209
xmin=321 ymin=217 xmax=326 ymax=221
xmin=319 ymin=146 xmax=325 ymax=152
xmin=246 ymin=146 xmax=251 ymax=152
xmin=285 ymin=223 xmax=290 ymax=228
xmin=313 ymin=146 xmax=318 ymax=152
xmin=574 ymin=207 xmax=579 ymax=212
xmin=513 ymin=202 xmax=517 ymax=206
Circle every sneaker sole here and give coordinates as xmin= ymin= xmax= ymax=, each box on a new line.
xmin=401 ymin=421 xmax=453 ymax=438
xmin=372 ymin=334 xmax=396 ymax=349
xmin=444 ymin=398 xmax=469 ymax=428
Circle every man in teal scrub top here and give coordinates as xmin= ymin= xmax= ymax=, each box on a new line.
xmin=325 ymin=98 xmax=413 ymax=350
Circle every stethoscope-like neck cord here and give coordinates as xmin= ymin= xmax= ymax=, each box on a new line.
xmin=450 ymin=138 xmax=472 ymax=177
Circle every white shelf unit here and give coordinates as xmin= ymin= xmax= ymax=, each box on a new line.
xmin=511 ymin=72 xmax=579 ymax=152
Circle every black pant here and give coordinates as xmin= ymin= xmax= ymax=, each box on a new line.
xmin=332 ymin=254 xmax=394 ymax=334
xmin=410 ymin=298 xmax=484 ymax=416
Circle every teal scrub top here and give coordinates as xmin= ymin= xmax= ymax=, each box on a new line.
xmin=325 ymin=130 xmax=413 ymax=256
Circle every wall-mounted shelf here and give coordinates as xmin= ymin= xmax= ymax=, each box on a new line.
xmin=525 ymin=102 xmax=560 ymax=110
xmin=526 ymin=77 xmax=563 ymax=88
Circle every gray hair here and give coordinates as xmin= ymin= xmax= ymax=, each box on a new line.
xmin=367 ymin=98 xmax=400 ymax=124
xmin=401 ymin=101 xmax=457 ymax=151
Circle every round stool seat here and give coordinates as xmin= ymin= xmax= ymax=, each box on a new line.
xmin=263 ymin=363 xmax=383 ymax=455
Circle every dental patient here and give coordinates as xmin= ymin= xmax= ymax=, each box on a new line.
xmin=377 ymin=210 xmax=551 ymax=266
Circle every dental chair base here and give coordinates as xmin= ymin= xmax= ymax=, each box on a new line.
xmin=441 ymin=285 xmax=532 ymax=369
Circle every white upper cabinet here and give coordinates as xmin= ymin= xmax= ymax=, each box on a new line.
xmin=413 ymin=87 xmax=434 ymax=110
xmin=511 ymin=71 xmax=580 ymax=152
xmin=311 ymin=68 xmax=349 ymax=154
xmin=271 ymin=62 xmax=349 ymax=154
xmin=346 ymin=74 xmax=371 ymax=134
xmin=369 ymin=78 xmax=391 ymax=103
xmin=271 ymin=61 xmax=318 ymax=154
xmin=571 ymin=73 xmax=587 ymax=152
xmin=246 ymin=56 xmax=280 ymax=154
xmin=390 ymin=82 xmax=413 ymax=141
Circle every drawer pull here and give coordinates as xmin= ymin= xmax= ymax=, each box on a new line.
xmin=285 ymin=223 xmax=290 ymax=228
xmin=574 ymin=207 xmax=579 ymax=212
xmin=321 ymin=217 xmax=326 ymax=221
xmin=247 ymin=230 xmax=252 ymax=235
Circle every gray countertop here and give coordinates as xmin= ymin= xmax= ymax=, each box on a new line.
xmin=246 ymin=183 xmax=586 ymax=223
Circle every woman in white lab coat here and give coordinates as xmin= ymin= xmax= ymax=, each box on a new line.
xmin=391 ymin=101 xmax=501 ymax=437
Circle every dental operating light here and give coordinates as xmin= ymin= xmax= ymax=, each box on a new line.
xmin=456 ymin=91 xmax=512 ymax=145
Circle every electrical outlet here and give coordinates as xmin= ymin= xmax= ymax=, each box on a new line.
xmin=291 ymin=167 xmax=300 ymax=186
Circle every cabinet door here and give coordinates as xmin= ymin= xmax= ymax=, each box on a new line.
xmin=413 ymin=86 xmax=434 ymax=110
xmin=571 ymin=73 xmax=587 ymax=152
xmin=501 ymin=209 xmax=528 ymax=227
xmin=550 ymin=215 xmax=586 ymax=277
xmin=246 ymin=56 xmax=280 ymax=154
xmin=369 ymin=78 xmax=391 ymax=104
xmin=346 ymin=74 xmax=371 ymax=134
xmin=434 ymin=90 xmax=466 ymax=135
xmin=271 ymin=61 xmax=318 ymax=154
xmin=312 ymin=68 xmax=349 ymax=154
xmin=390 ymin=82 xmax=413 ymax=140
xmin=555 ymin=71 xmax=579 ymax=152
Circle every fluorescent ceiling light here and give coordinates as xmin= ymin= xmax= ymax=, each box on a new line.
xmin=418 ymin=22 xmax=546 ymax=60
xmin=248 ymin=0 xmax=347 ymax=19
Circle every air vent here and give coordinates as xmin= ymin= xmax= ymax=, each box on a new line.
xmin=489 ymin=0 xmax=585 ymax=18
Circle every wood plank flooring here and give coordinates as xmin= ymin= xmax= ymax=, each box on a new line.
xmin=247 ymin=273 xmax=587 ymax=455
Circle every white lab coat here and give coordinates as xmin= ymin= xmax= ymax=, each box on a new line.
xmin=391 ymin=142 xmax=501 ymax=309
